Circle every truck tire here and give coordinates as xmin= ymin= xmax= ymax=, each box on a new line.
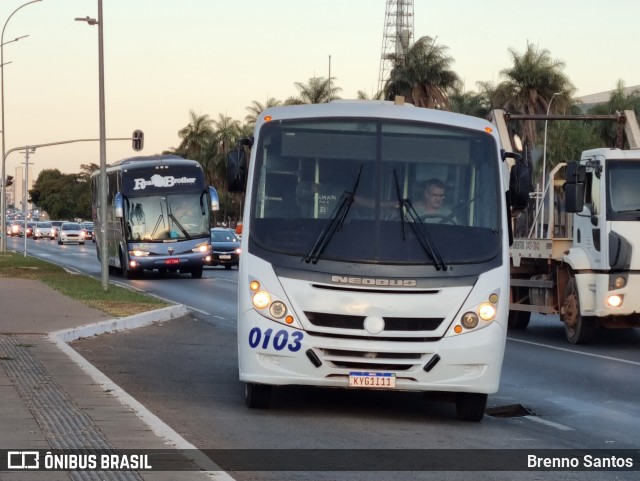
xmin=455 ymin=393 xmax=487 ymax=422
xmin=508 ymin=287 xmax=531 ymax=329
xmin=562 ymin=278 xmax=596 ymax=344
xmin=244 ymin=383 xmax=271 ymax=409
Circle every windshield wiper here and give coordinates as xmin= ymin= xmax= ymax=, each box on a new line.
xmin=393 ymin=170 xmax=448 ymax=271
xmin=168 ymin=213 xmax=192 ymax=239
xmin=302 ymin=164 xmax=363 ymax=264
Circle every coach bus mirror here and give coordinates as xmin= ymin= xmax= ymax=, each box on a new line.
xmin=209 ymin=186 xmax=220 ymax=211
xmin=114 ymin=192 xmax=124 ymax=218
xmin=227 ymin=149 xmax=247 ymax=193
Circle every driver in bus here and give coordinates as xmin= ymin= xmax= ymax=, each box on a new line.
xmin=413 ymin=178 xmax=455 ymax=223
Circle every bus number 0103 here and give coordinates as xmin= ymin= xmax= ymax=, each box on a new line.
xmin=248 ymin=327 xmax=303 ymax=352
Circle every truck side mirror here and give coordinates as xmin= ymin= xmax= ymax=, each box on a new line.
xmin=509 ymin=160 xmax=531 ymax=210
xmin=564 ymin=183 xmax=585 ymax=213
xmin=227 ymin=149 xmax=247 ymax=193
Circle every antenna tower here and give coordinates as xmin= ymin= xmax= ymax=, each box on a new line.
xmin=378 ymin=0 xmax=414 ymax=95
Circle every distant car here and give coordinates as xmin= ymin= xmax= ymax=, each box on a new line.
xmin=81 ymin=222 xmax=94 ymax=242
xmin=33 ymin=221 xmax=53 ymax=240
xmin=57 ymin=222 xmax=86 ymax=245
xmin=49 ymin=220 xmax=66 ymax=239
xmin=8 ymin=220 xmax=21 ymax=237
xmin=19 ymin=221 xmax=37 ymax=237
xmin=209 ymin=227 xmax=241 ymax=269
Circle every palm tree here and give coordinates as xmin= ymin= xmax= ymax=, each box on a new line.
xmin=587 ymin=80 xmax=640 ymax=148
xmin=171 ymin=110 xmax=215 ymax=161
xmin=493 ymin=42 xmax=576 ymax=169
xmin=245 ymin=97 xmax=282 ymax=126
xmin=450 ymin=90 xmax=491 ymax=118
xmin=285 ymin=76 xmax=342 ymax=105
xmin=383 ymin=35 xmax=461 ymax=109
xmin=357 ymin=89 xmax=384 ymax=100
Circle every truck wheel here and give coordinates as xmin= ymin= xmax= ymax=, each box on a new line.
xmin=244 ymin=383 xmax=272 ymax=409
xmin=562 ymin=278 xmax=596 ymax=344
xmin=508 ymin=287 xmax=531 ymax=329
xmin=455 ymin=393 xmax=487 ymax=422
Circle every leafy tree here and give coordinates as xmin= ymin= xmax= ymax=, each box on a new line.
xmin=383 ymin=35 xmax=461 ymax=109
xmin=30 ymin=169 xmax=91 ymax=220
xmin=285 ymin=76 xmax=342 ymax=105
xmin=450 ymin=90 xmax=491 ymax=118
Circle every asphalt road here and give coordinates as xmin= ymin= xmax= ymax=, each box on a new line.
xmin=12 ymin=235 xmax=640 ymax=481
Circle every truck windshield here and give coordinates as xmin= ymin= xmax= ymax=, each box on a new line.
xmin=249 ymin=118 xmax=502 ymax=266
xmin=125 ymin=193 xmax=210 ymax=241
xmin=607 ymin=160 xmax=640 ymax=220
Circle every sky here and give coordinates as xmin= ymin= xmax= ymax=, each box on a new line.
xmin=2 ymin=0 xmax=639 ymax=181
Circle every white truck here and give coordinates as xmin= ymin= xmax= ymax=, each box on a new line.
xmin=493 ymin=109 xmax=640 ymax=344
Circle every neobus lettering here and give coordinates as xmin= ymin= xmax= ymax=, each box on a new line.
xmin=331 ymin=276 xmax=417 ymax=287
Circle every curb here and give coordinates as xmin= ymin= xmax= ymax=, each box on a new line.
xmin=48 ymin=305 xmax=234 ymax=480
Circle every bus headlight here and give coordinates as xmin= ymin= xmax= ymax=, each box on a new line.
xmin=252 ymin=290 xmax=271 ymax=310
xmin=479 ymin=302 xmax=497 ymax=321
xmin=606 ymin=295 xmax=623 ymax=308
xmin=269 ymin=301 xmax=287 ymax=319
xmin=129 ymin=250 xmax=150 ymax=257
xmin=461 ymin=312 xmax=479 ymax=329
xmin=612 ymin=276 xmax=626 ymax=289
xmin=192 ymin=244 xmax=210 ymax=253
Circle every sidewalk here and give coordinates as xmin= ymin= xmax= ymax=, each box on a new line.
xmin=0 ymin=278 xmax=229 ymax=481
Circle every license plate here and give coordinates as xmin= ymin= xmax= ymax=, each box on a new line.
xmin=348 ymin=372 xmax=396 ymax=388
xmin=219 ymin=254 xmax=231 ymax=259
xmin=165 ymin=258 xmax=180 ymax=265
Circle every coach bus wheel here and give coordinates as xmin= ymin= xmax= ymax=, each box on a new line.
xmin=562 ymin=278 xmax=596 ymax=344
xmin=120 ymin=251 xmax=135 ymax=279
xmin=455 ymin=393 xmax=487 ymax=422
xmin=191 ymin=267 xmax=203 ymax=278
xmin=244 ymin=383 xmax=272 ymax=409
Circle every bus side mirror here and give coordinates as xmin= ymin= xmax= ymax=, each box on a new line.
xmin=114 ymin=192 xmax=124 ymax=218
xmin=227 ymin=149 xmax=248 ymax=193
xmin=209 ymin=186 xmax=220 ymax=211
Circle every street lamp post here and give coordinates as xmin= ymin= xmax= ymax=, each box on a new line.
xmin=1 ymin=0 xmax=42 ymax=253
xmin=540 ymin=91 xmax=561 ymax=238
xmin=76 ymin=0 xmax=108 ymax=291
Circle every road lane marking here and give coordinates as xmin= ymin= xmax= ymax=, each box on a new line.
xmin=508 ymin=337 xmax=640 ymax=366
xmin=188 ymin=306 xmax=211 ymax=316
xmin=524 ymin=415 xmax=574 ymax=431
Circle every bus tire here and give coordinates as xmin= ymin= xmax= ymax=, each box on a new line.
xmin=244 ymin=383 xmax=271 ymax=409
xmin=562 ymin=278 xmax=596 ymax=344
xmin=120 ymin=251 xmax=135 ymax=279
xmin=191 ymin=267 xmax=203 ymax=278
xmin=455 ymin=393 xmax=487 ymax=422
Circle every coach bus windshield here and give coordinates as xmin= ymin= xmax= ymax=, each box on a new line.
xmin=125 ymin=193 xmax=210 ymax=241
xmin=249 ymin=118 xmax=503 ymax=266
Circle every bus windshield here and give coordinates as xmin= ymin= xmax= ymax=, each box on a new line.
xmin=125 ymin=192 xmax=210 ymax=241
xmin=250 ymin=118 xmax=502 ymax=265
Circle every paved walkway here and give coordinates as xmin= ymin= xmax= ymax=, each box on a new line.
xmin=0 ymin=278 xmax=229 ymax=481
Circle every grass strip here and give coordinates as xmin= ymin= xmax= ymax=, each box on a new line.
xmin=0 ymin=252 xmax=169 ymax=317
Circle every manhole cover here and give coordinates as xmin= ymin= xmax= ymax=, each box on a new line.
xmin=486 ymin=403 xmax=535 ymax=418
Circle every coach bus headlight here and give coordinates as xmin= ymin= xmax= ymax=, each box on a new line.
xmin=461 ymin=312 xmax=479 ymax=329
xmin=192 ymin=244 xmax=210 ymax=253
xmin=129 ymin=249 xmax=150 ymax=257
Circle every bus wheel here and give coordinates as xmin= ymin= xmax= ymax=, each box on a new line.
xmin=120 ymin=251 xmax=135 ymax=279
xmin=562 ymin=278 xmax=596 ymax=344
xmin=244 ymin=383 xmax=271 ymax=409
xmin=191 ymin=267 xmax=203 ymax=278
xmin=455 ymin=393 xmax=487 ymax=422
